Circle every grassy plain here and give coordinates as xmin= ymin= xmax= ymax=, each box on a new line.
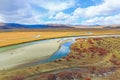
xmin=0 ymin=29 xmax=120 ymax=47
xmin=0 ymin=29 xmax=120 ymax=80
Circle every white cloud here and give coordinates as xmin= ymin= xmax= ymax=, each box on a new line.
xmin=0 ymin=0 xmax=45 ymax=24
xmin=67 ymin=0 xmax=120 ymax=22
xmin=0 ymin=0 xmax=120 ymax=25
xmin=30 ymin=0 xmax=75 ymax=11
xmin=51 ymin=12 xmax=79 ymax=24
xmin=44 ymin=20 xmax=65 ymax=24
xmin=82 ymin=14 xmax=120 ymax=25
xmin=84 ymin=0 xmax=120 ymax=17
xmin=0 ymin=0 xmax=76 ymax=24
xmin=61 ymin=0 xmax=120 ymax=25
xmin=0 ymin=0 xmax=29 ymax=15
xmin=17 ymin=15 xmax=43 ymax=24
xmin=53 ymin=12 xmax=70 ymax=20
xmin=0 ymin=16 xmax=4 ymax=22
xmin=73 ymin=8 xmax=84 ymax=17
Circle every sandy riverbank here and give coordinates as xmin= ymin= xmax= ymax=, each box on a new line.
xmin=0 ymin=39 xmax=61 ymax=70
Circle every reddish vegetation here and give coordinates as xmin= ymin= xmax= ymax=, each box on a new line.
xmin=75 ymin=38 xmax=85 ymax=42
xmin=88 ymin=39 xmax=94 ymax=44
xmin=57 ymin=71 xmax=73 ymax=79
xmin=45 ymin=37 xmax=120 ymax=80
xmin=33 ymin=66 xmax=118 ymax=80
xmin=65 ymin=56 xmax=71 ymax=61
xmin=112 ymin=54 xmax=116 ymax=58
xmin=38 ymin=70 xmax=83 ymax=80
xmin=88 ymin=46 xmax=108 ymax=56
xmin=11 ymin=76 xmax=24 ymax=80
xmin=85 ymin=77 xmax=91 ymax=80
xmin=83 ymin=48 xmax=88 ymax=52
xmin=109 ymin=54 xmax=120 ymax=65
xmin=54 ymin=60 xmax=58 ymax=62
xmin=53 ymin=38 xmax=109 ymax=63
xmin=93 ymin=38 xmax=102 ymax=41
xmin=36 ymin=74 xmax=56 ymax=80
xmin=73 ymin=38 xmax=108 ymax=56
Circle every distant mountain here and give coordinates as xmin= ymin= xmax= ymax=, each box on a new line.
xmin=0 ymin=23 xmax=120 ymax=30
xmin=72 ymin=25 xmax=105 ymax=28
xmin=104 ymin=25 xmax=120 ymax=29
xmin=0 ymin=23 xmax=73 ymax=29
xmin=73 ymin=24 xmax=120 ymax=29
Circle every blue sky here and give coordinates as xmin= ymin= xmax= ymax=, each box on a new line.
xmin=0 ymin=0 xmax=120 ymax=25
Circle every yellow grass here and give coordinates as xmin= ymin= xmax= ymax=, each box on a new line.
xmin=0 ymin=29 xmax=120 ymax=47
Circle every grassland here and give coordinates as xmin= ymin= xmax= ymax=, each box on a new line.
xmin=0 ymin=36 xmax=120 ymax=80
xmin=0 ymin=29 xmax=120 ymax=80
xmin=0 ymin=29 xmax=120 ymax=47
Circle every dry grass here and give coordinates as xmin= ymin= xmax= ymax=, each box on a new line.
xmin=0 ymin=29 xmax=120 ymax=47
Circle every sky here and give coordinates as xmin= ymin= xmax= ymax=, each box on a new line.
xmin=0 ymin=0 xmax=120 ymax=25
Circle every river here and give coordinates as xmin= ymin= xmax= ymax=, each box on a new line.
xmin=0 ymin=34 xmax=120 ymax=70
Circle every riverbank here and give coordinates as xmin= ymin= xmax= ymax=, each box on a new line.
xmin=0 ymin=39 xmax=62 ymax=70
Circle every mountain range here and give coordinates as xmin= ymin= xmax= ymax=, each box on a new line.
xmin=0 ymin=23 xmax=120 ymax=29
xmin=0 ymin=23 xmax=72 ymax=29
